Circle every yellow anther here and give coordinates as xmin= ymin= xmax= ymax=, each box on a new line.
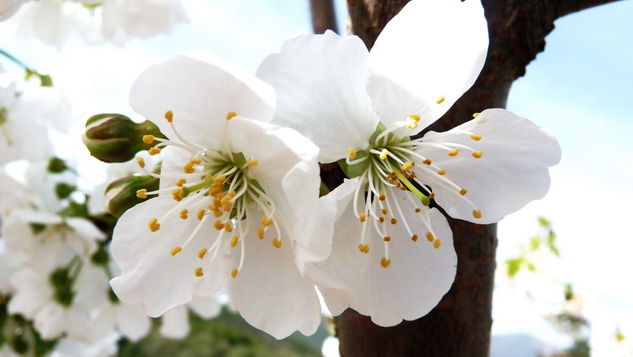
xmin=148 ymin=218 xmax=160 ymax=232
xmin=197 ymin=209 xmax=205 ymax=220
xmin=172 ymin=189 xmax=183 ymax=202
xmin=180 ymin=209 xmax=188 ymax=219
xmin=447 ymin=149 xmax=459 ymax=157
xmin=415 ymin=208 xmax=421 ymax=213
xmin=230 ymin=235 xmax=239 ymax=247
xmin=257 ymin=226 xmax=265 ymax=239
xmin=247 ymin=159 xmax=258 ymax=167
xmin=226 ymin=111 xmax=237 ymax=120
xmin=213 ymin=174 xmax=226 ymax=183
xmin=203 ymin=175 xmax=212 ymax=182
xmin=358 ymin=244 xmax=370 ymax=254
xmin=422 ymin=158 xmax=432 ymax=165
xmin=433 ymin=239 xmax=442 ymax=249
xmin=190 ymin=158 xmax=202 ymax=165
xmin=359 ymin=213 xmax=367 ymax=222
xmin=380 ymin=257 xmax=391 ymax=268
xmin=408 ymin=114 xmax=421 ymax=122
xmin=429 ymin=192 xmax=436 ymax=199
xmin=222 ymin=202 xmax=233 ymax=212
xmin=176 ymin=178 xmax=187 ymax=187
xmin=400 ymin=161 xmax=413 ymax=171
xmin=379 ymin=149 xmax=389 ymax=160
xmin=472 ymin=151 xmax=483 ymax=159
xmin=148 ymin=147 xmax=161 ymax=156
xmin=214 ymin=220 xmax=224 ymax=230
xmin=136 ymin=189 xmax=147 ymax=199
xmin=378 ymin=193 xmax=386 ymax=201
xmin=470 ymin=133 xmax=482 ymax=141
xmin=381 ymin=208 xmax=388 ymax=215
xmin=348 ymin=148 xmax=357 ymax=160
xmin=407 ymin=122 xmax=418 ymax=129
xmin=437 ymin=169 xmax=446 ymax=175
xmin=472 ymin=112 xmax=480 ymax=118
xmin=165 ymin=110 xmax=173 ymax=123
xmin=224 ymin=223 xmax=233 ymax=232
xmin=231 ymin=268 xmax=238 ymax=278
xmin=384 ymin=236 xmax=391 ymax=242
xmin=136 ymin=157 xmax=145 ymax=169
xmin=272 ymin=238 xmax=282 ymax=249
xmin=426 ymin=232 xmax=435 ymax=242
xmin=213 ymin=210 xmax=223 ymax=217
xmin=184 ymin=163 xmax=195 ymax=174
xmin=142 ymin=135 xmax=155 ymax=144
xmin=198 ymin=248 xmax=208 ymax=259
xmin=472 ymin=209 xmax=482 ymax=219
xmin=170 ymin=246 xmax=182 ymax=256
xmin=261 ymin=215 xmax=273 ymax=227
xmin=194 ymin=267 xmax=204 ymax=277
xmin=436 ymin=96 xmax=445 ymax=104
xmin=460 ymin=188 xmax=468 ymax=196
xmin=379 ymin=216 xmax=385 ymax=223
xmin=411 ymin=234 xmax=419 ymax=242
xmin=390 ymin=218 xmax=397 ymax=225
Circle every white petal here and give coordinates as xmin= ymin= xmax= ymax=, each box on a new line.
xmin=257 ymin=31 xmax=378 ymax=163
xmin=188 ymin=296 xmax=221 ymax=319
xmin=228 ymin=208 xmax=322 ymax=340
xmin=115 ymin=303 xmax=151 ymax=342
xmin=368 ymin=0 xmax=488 ymax=125
xmin=159 ymin=305 xmax=190 ymax=339
xmin=110 ymin=195 xmax=230 ymax=317
xmin=226 ymin=117 xmax=335 ymax=266
xmin=129 ymin=52 xmax=275 ymax=149
xmin=310 ymin=189 xmax=457 ymax=326
xmin=416 ymin=109 xmax=561 ymax=223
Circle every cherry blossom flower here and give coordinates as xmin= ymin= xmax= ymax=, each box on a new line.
xmin=257 ymin=0 xmax=561 ymax=326
xmin=110 ymin=53 xmax=335 ymax=339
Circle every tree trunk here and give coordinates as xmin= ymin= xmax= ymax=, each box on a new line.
xmin=333 ymin=1 xmax=620 ymax=356
xmin=309 ymin=0 xmax=339 ymax=34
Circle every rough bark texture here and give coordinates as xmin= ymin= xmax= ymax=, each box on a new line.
xmin=331 ymin=0 xmax=620 ymax=356
xmin=309 ymin=0 xmax=339 ymax=34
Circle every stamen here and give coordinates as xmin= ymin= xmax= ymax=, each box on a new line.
xmin=470 ymin=134 xmax=482 ymax=141
xmin=380 ymin=257 xmax=391 ymax=268
xmin=400 ymin=161 xmax=413 ymax=171
xmin=136 ymin=157 xmax=145 ymax=169
xmin=214 ymin=220 xmax=224 ymax=230
xmin=472 ymin=151 xmax=483 ymax=158
xmin=433 ymin=239 xmax=442 ymax=249
xmin=359 ymin=213 xmax=367 ymax=222
xmin=379 ymin=149 xmax=388 ymax=160
xmin=176 ymin=178 xmax=187 ymax=187
xmin=437 ymin=169 xmax=446 ymax=175
xmin=348 ymin=148 xmax=357 ymax=160
xmin=390 ymin=218 xmax=397 ymax=225
xmin=472 ymin=112 xmax=480 ymax=118
xmin=165 ymin=110 xmax=173 ymax=123
xmin=148 ymin=218 xmax=160 ymax=232
xmin=149 ymin=147 xmax=161 ymax=155
xmin=170 ymin=246 xmax=182 ymax=256
xmin=272 ymin=238 xmax=282 ymax=249
xmin=231 ymin=268 xmax=238 ymax=278
xmin=143 ymin=135 xmax=155 ymax=144
xmin=472 ymin=209 xmax=482 ymax=219
xmin=230 ymin=235 xmax=239 ymax=248
xmin=257 ymin=226 xmax=265 ymax=239
xmin=460 ymin=188 xmax=468 ymax=196
xmin=197 ymin=209 xmax=205 ymax=220
xmin=383 ymin=236 xmax=391 ymax=242
xmin=194 ymin=267 xmax=204 ymax=277
xmin=136 ymin=189 xmax=147 ymax=199
xmin=412 ymin=234 xmax=419 ymax=242
xmin=246 ymin=159 xmax=258 ymax=167
xmin=447 ymin=149 xmax=459 ymax=157
xmin=198 ymin=248 xmax=207 ymax=259
xmin=358 ymin=244 xmax=370 ymax=254
xmin=180 ymin=209 xmax=188 ymax=219
xmin=226 ymin=111 xmax=237 ymax=120
xmin=426 ymin=232 xmax=435 ymax=242
xmin=378 ymin=193 xmax=386 ymax=201
xmin=436 ymin=96 xmax=445 ymax=104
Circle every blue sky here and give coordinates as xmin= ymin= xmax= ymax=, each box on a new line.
xmin=1 ymin=0 xmax=632 ymax=351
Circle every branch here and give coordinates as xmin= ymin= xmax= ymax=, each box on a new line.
xmin=308 ymin=0 xmax=339 ymax=34
xmin=551 ymin=0 xmax=622 ymax=19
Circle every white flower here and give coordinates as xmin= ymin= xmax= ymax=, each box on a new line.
xmin=110 ymin=53 xmax=335 ymax=339
xmin=0 ymin=239 xmax=15 ymax=294
xmin=13 ymin=0 xmax=186 ymax=47
xmin=257 ymin=0 xmax=561 ymax=326
xmin=50 ymin=334 xmax=120 ymax=357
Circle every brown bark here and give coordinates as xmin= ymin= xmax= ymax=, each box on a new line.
xmin=334 ymin=0 xmax=620 ymax=356
xmin=309 ymin=0 xmax=339 ymax=34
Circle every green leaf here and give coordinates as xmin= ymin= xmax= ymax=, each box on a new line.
xmin=338 ymin=150 xmax=369 ymax=179
xmin=505 ymin=257 xmax=524 ymax=278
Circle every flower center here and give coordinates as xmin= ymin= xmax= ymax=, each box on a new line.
xmin=343 ymin=119 xmax=484 ymax=268
xmin=137 ymin=110 xmax=281 ymax=279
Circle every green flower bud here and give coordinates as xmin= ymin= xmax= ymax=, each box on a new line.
xmin=54 ymin=182 xmax=76 ymax=199
xmin=83 ymin=113 xmax=166 ymax=163
xmin=47 ymin=157 xmax=68 ymax=173
xmin=105 ymin=174 xmax=160 ymax=217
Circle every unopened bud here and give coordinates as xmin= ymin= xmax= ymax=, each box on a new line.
xmin=105 ymin=174 xmax=159 ymax=217
xmin=47 ymin=157 xmax=69 ymax=173
xmin=83 ymin=113 xmax=165 ymax=163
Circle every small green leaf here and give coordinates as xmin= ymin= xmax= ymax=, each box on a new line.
xmin=505 ymin=257 xmax=524 ymax=278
